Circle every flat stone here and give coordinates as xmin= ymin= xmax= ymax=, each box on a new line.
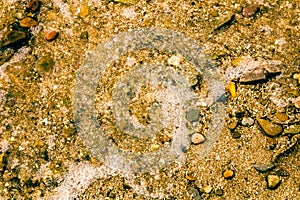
xmin=36 ymin=55 xmax=55 ymax=73
xmin=20 ymin=17 xmax=38 ymax=28
xmin=257 ymin=118 xmax=283 ymax=137
xmin=223 ymin=169 xmax=234 ymax=179
xmin=241 ymin=117 xmax=254 ymax=126
xmin=254 ymin=163 xmax=275 ymax=173
xmin=267 ymin=175 xmax=281 ymax=189
xmin=191 ymin=133 xmax=205 ymax=144
xmin=239 ymin=67 xmax=267 ymax=83
xmin=0 ymin=30 xmax=27 ymax=48
xmin=186 ymin=109 xmax=200 ymax=122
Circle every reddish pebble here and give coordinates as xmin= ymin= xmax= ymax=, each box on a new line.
xmin=243 ymin=4 xmax=260 ymax=17
xmin=45 ymin=31 xmax=58 ymax=41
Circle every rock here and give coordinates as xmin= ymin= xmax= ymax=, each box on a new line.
xmin=241 ymin=117 xmax=254 ymax=126
xmin=188 ymin=187 xmax=201 ymax=199
xmin=186 ymin=109 xmax=200 ymax=122
xmin=215 ymin=189 xmax=224 ymax=196
xmin=243 ymin=4 xmax=260 ymax=18
xmin=257 ymin=118 xmax=283 ymax=137
xmin=111 ymin=0 xmax=139 ymax=5
xmin=191 ymin=133 xmax=205 ymax=144
xmin=226 ymin=82 xmax=237 ymax=98
xmin=267 ymin=175 xmax=280 ymax=189
xmin=167 ymin=55 xmax=183 ymax=66
xmin=239 ymin=67 xmax=267 ymax=83
xmin=45 ymin=31 xmax=58 ymax=41
xmin=283 ymin=124 xmax=300 ymax=135
xmin=203 ymin=185 xmax=212 ymax=194
xmin=26 ymin=0 xmax=40 ymax=11
xmin=254 ymin=163 xmax=275 ymax=173
xmin=213 ymin=12 xmax=235 ymax=31
xmin=79 ymin=3 xmax=89 ymax=18
xmin=20 ymin=17 xmax=38 ymax=28
xmin=228 ymin=119 xmax=238 ymax=130
xmin=232 ymin=131 xmax=241 ymax=139
xmin=275 ymin=112 xmax=289 ymax=122
xmin=36 ymin=55 xmax=55 ymax=73
xmin=0 ymin=30 xmax=27 ymax=48
xmin=294 ymin=96 xmax=300 ymax=108
xmin=186 ymin=174 xmax=197 ymax=181
xmin=223 ymin=169 xmax=234 ymax=179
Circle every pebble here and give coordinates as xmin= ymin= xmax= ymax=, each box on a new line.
xmin=283 ymin=124 xmax=300 ymax=135
xmin=243 ymin=4 xmax=260 ymax=18
xmin=0 ymin=30 xmax=26 ymax=48
xmin=267 ymin=175 xmax=280 ymax=189
xmin=36 ymin=55 xmax=55 ymax=73
xmin=79 ymin=3 xmax=89 ymax=18
xmin=275 ymin=112 xmax=289 ymax=122
xmin=26 ymin=0 xmax=40 ymax=11
xmin=239 ymin=67 xmax=267 ymax=83
xmin=186 ymin=109 xmax=200 ymax=122
xmin=254 ymin=163 xmax=275 ymax=173
xmin=45 ymin=31 xmax=58 ymax=41
xmin=213 ymin=12 xmax=235 ymax=30
xmin=203 ymin=185 xmax=212 ymax=194
xmin=223 ymin=169 xmax=234 ymax=179
xmin=232 ymin=131 xmax=241 ymax=139
xmin=228 ymin=120 xmax=238 ymax=130
xmin=20 ymin=17 xmax=38 ymax=27
xmin=294 ymin=96 xmax=300 ymax=108
xmin=167 ymin=55 xmax=183 ymax=66
xmin=241 ymin=117 xmax=254 ymax=126
xmin=186 ymin=174 xmax=197 ymax=181
xmin=226 ymin=82 xmax=237 ymax=98
xmin=257 ymin=118 xmax=283 ymax=137
xmin=191 ymin=133 xmax=205 ymax=144
xmin=215 ymin=189 xmax=224 ymax=196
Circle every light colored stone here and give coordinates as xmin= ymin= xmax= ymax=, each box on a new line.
xmin=191 ymin=133 xmax=205 ymax=144
xmin=203 ymin=185 xmax=213 ymax=194
xmin=267 ymin=175 xmax=280 ymax=189
xmin=241 ymin=117 xmax=254 ymax=126
xmin=168 ymin=55 xmax=183 ymax=66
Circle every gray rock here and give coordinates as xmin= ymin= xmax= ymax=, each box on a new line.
xmin=186 ymin=109 xmax=200 ymax=122
xmin=254 ymin=163 xmax=275 ymax=173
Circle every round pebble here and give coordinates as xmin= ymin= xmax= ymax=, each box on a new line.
xmin=267 ymin=175 xmax=281 ymax=189
xmin=241 ymin=117 xmax=255 ymax=126
xmin=191 ymin=133 xmax=205 ymax=144
xmin=257 ymin=118 xmax=283 ymax=137
xmin=223 ymin=169 xmax=234 ymax=179
xmin=45 ymin=31 xmax=58 ymax=41
xmin=186 ymin=109 xmax=200 ymax=122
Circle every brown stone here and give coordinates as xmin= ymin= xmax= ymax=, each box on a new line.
xmin=45 ymin=31 xmax=58 ymax=41
xmin=26 ymin=0 xmax=40 ymax=11
xmin=275 ymin=112 xmax=289 ymax=122
xmin=243 ymin=4 xmax=260 ymax=18
xmin=20 ymin=17 xmax=38 ymax=27
xmin=223 ymin=169 xmax=234 ymax=179
xmin=257 ymin=118 xmax=283 ymax=137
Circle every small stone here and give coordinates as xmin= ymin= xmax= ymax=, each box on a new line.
xmin=79 ymin=3 xmax=89 ymax=18
xmin=36 ymin=55 xmax=55 ymax=73
xmin=191 ymin=133 xmax=205 ymax=144
xmin=80 ymin=31 xmax=89 ymax=40
xmin=45 ymin=31 xmax=58 ymax=41
xmin=254 ymin=163 xmax=275 ymax=173
xmin=243 ymin=4 xmax=260 ymax=18
xmin=150 ymin=143 xmax=159 ymax=151
xmin=167 ymin=54 xmax=183 ymax=66
xmin=186 ymin=109 xmax=200 ymax=122
xmin=267 ymin=175 xmax=281 ymax=189
xmin=26 ymin=0 xmax=39 ymax=11
xmin=294 ymin=96 xmax=300 ymax=108
xmin=111 ymin=0 xmax=139 ymax=5
xmin=239 ymin=67 xmax=267 ymax=83
xmin=228 ymin=120 xmax=238 ymax=130
xmin=186 ymin=174 xmax=197 ymax=181
xmin=0 ymin=30 xmax=27 ymax=47
xmin=215 ymin=189 xmax=224 ymax=196
xmin=257 ymin=118 xmax=283 ymax=137
xmin=232 ymin=131 xmax=241 ymax=139
xmin=275 ymin=112 xmax=289 ymax=122
xmin=203 ymin=185 xmax=212 ymax=194
xmin=226 ymin=82 xmax=237 ymax=98
xmin=213 ymin=12 xmax=235 ymax=30
xmin=20 ymin=17 xmax=38 ymax=27
xmin=284 ymin=124 xmax=300 ymax=135
xmin=241 ymin=117 xmax=254 ymax=126
xmin=223 ymin=169 xmax=234 ymax=179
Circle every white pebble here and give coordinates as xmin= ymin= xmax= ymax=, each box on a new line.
xmin=191 ymin=133 xmax=205 ymax=144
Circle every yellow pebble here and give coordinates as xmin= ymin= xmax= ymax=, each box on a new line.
xmin=79 ymin=4 xmax=89 ymax=18
xmin=231 ymin=57 xmax=243 ymax=67
xmin=226 ymin=82 xmax=237 ymax=98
